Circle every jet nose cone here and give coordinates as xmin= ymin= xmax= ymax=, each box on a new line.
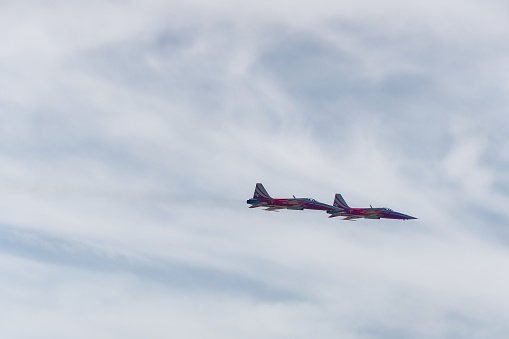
xmin=390 ymin=212 xmax=417 ymax=220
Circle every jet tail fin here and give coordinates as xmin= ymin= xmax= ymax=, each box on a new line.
xmin=253 ymin=183 xmax=271 ymax=200
xmin=333 ymin=194 xmax=350 ymax=209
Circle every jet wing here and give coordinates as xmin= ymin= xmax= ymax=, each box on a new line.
xmin=264 ymin=206 xmax=285 ymax=212
xmin=328 ymin=211 xmax=348 ymax=218
xmin=342 ymin=216 xmax=361 ymax=220
xmin=328 ymin=211 xmax=362 ymax=220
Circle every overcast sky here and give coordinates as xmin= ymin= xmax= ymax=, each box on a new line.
xmin=1 ymin=0 xmax=509 ymax=337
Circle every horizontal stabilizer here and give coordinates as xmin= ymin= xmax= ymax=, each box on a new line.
xmin=249 ymin=203 xmax=267 ymax=208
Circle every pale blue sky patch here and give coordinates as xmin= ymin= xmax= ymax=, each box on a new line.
xmin=0 ymin=223 xmax=300 ymax=301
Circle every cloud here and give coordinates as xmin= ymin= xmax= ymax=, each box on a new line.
xmin=1 ymin=0 xmax=509 ymax=337
xmin=0 ymin=222 xmax=298 ymax=302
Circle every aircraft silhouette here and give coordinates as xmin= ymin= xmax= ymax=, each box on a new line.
xmin=327 ymin=194 xmax=417 ymax=220
xmin=247 ymin=183 xmax=417 ymax=220
xmin=246 ymin=183 xmax=335 ymax=212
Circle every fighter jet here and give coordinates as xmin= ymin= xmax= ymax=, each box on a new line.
xmin=246 ymin=183 xmax=336 ymax=212
xmin=327 ymin=194 xmax=417 ymax=220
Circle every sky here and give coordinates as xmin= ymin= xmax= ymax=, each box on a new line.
xmin=1 ymin=0 xmax=509 ymax=337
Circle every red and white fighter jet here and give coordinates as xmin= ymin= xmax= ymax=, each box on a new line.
xmin=246 ymin=183 xmax=336 ymax=212
xmin=327 ymin=194 xmax=417 ymax=220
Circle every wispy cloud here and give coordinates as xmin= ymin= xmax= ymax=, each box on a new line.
xmin=1 ymin=0 xmax=509 ymax=337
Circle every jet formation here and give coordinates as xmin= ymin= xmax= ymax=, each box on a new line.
xmin=247 ymin=183 xmax=417 ymax=221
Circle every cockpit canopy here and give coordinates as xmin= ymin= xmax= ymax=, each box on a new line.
xmin=382 ymin=207 xmax=393 ymax=211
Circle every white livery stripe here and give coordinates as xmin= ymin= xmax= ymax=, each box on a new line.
xmin=334 ymin=194 xmax=349 ymax=209
xmin=255 ymin=187 xmax=269 ymax=198
xmin=254 ymin=183 xmax=271 ymax=199
xmin=255 ymin=188 xmax=270 ymax=199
